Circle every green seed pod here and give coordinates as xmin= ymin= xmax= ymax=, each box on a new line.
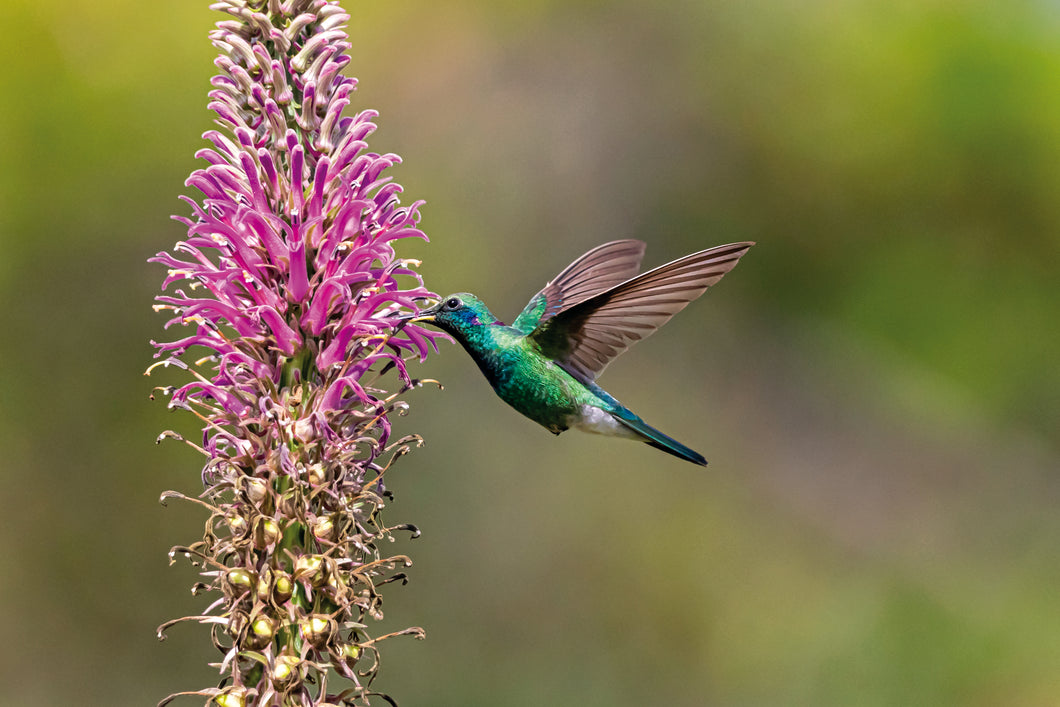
xmin=214 ymin=686 xmax=247 ymax=707
xmin=242 ymin=477 xmax=269 ymax=507
xmin=253 ymin=517 xmax=280 ymax=549
xmin=272 ymin=571 xmax=294 ymax=604
xmin=306 ymin=463 xmax=326 ymax=486
xmin=311 ymin=513 xmax=337 ymax=542
xmin=277 ymin=489 xmax=302 ymax=518
xmin=255 ymin=568 xmax=273 ymax=603
xmin=337 ymin=642 xmax=361 ymax=671
xmin=225 ymin=568 xmax=256 ymax=593
xmin=246 ymin=615 xmax=276 ymax=650
xmin=270 ymin=653 xmax=303 ymax=689
xmin=224 ymin=511 xmax=248 ymax=537
xmin=293 ymin=554 xmax=327 ymax=587
xmin=299 ymin=614 xmax=336 ymax=649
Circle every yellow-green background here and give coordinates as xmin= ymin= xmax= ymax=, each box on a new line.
xmin=1 ymin=1 xmax=1058 ymax=705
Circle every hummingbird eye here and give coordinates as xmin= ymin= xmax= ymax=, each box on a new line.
xmin=444 ymin=297 xmax=461 ymax=310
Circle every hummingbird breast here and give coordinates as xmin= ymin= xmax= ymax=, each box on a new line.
xmin=463 ymin=329 xmax=583 ymax=433
xmin=492 ymin=355 xmax=585 ymax=433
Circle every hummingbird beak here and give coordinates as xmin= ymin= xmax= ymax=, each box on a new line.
xmin=392 ymin=303 xmax=440 ymax=327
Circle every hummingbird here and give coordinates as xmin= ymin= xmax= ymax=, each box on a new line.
xmin=400 ymin=240 xmax=754 ymax=466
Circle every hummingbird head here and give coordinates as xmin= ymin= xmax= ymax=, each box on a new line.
xmin=399 ymin=293 xmax=501 ymax=339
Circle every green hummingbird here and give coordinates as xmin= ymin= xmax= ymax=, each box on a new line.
xmin=401 ymin=240 xmax=753 ymax=465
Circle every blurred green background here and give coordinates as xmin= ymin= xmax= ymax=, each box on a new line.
xmin=1 ymin=1 xmax=1058 ymax=705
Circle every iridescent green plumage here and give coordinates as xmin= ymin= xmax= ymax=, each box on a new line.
xmin=404 ymin=240 xmax=754 ymax=465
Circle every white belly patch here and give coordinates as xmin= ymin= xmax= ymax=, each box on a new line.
xmin=570 ymin=405 xmax=641 ymax=439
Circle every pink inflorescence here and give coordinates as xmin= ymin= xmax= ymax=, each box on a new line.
xmin=149 ymin=2 xmax=442 ymax=705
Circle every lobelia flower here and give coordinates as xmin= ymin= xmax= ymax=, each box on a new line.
xmin=148 ymin=2 xmax=444 ymax=705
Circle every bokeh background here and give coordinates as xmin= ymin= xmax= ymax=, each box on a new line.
xmin=1 ymin=1 xmax=1058 ymax=705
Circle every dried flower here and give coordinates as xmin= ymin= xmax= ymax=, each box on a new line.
xmin=149 ymin=2 xmax=442 ymax=705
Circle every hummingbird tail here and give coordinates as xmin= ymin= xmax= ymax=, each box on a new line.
xmin=614 ymin=413 xmax=708 ymax=466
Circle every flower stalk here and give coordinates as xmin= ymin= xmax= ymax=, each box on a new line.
xmin=149 ymin=2 xmax=441 ymax=705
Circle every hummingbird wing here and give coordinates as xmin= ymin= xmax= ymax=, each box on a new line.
xmin=528 ymin=241 xmax=754 ymax=383
xmin=511 ymin=240 xmax=647 ymax=334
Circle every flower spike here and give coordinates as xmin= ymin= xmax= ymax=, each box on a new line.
xmin=150 ymin=2 xmax=440 ymax=705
